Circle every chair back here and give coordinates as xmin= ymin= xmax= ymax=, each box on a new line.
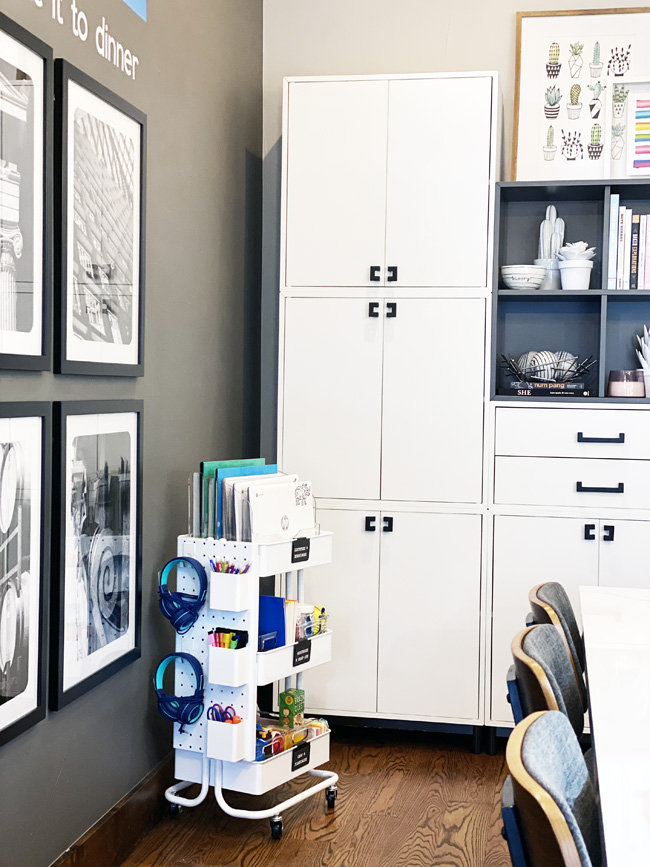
xmin=506 ymin=710 xmax=601 ymax=867
xmin=512 ymin=624 xmax=584 ymax=737
xmin=529 ymin=582 xmax=587 ymax=710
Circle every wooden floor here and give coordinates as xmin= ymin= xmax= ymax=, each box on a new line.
xmin=120 ymin=729 xmax=511 ymax=867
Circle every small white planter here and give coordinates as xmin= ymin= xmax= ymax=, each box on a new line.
xmin=558 ymin=259 xmax=593 ymax=291
xmin=543 ymin=145 xmax=557 ymax=161
xmin=567 ymin=103 xmax=582 ymax=119
xmin=589 ymin=62 xmax=603 ymax=78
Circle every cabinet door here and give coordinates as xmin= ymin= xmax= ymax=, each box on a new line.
xmin=384 ymin=77 xmax=493 ymax=288
xmin=301 ymin=508 xmax=380 ymax=715
xmin=281 ymin=298 xmax=383 ymax=499
xmin=377 ymin=512 xmax=482 ymax=720
xmin=491 ymin=516 xmax=598 ymax=724
xmin=598 ymin=520 xmax=650 ymax=589
xmin=381 ymin=299 xmax=485 ymax=503
xmin=285 ymin=80 xmax=389 ymax=287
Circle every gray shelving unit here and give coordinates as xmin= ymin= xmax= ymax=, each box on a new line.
xmin=492 ymin=179 xmax=650 ymax=401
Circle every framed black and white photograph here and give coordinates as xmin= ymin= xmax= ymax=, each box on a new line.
xmin=0 ymin=403 xmax=50 ymax=747
xmin=54 ymin=61 xmax=146 ymax=376
xmin=0 ymin=14 xmax=52 ymax=371
xmin=51 ymin=400 xmax=142 ymax=709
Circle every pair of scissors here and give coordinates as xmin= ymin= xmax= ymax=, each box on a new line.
xmin=207 ymin=703 xmax=239 ymax=723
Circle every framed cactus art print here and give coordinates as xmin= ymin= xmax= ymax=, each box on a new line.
xmin=513 ymin=8 xmax=650 ymax=181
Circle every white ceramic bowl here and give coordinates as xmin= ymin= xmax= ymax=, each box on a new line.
xmin=501 ymin=272 xmax=545 ymax=290
xmin=501 ymin=265 xmax=547 ymax=274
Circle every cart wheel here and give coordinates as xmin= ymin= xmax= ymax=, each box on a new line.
xmin=169 ymin=802 xmax=183 ymax=818
xmin=270 ymin=817 xmax=283 ymax=839
xmin=326 ymin=786 xmax=338 ymax=809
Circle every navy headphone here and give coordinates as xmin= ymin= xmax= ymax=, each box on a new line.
xmin=154 ymin=652 xmax=205 ymax=732
xmin=158 ymin=557 xmax=207 ymax=634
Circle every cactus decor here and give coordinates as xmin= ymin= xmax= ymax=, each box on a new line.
xmin=544 ymin=85 xmax=562 ymax=119
xmin=561 ymin=130 xmax=583 ymax=161
xmin=588 ymin=81 xmax=605 ymax=118
xmin=567 ymin=84 xmax=582 ymax=119
xmin=590 ymin=41 xmax=603 ymax=77
xmin=612 ymin=84 xmax=629 ymax=118
xmin=568 ymin=42 xmax=584 ymax=78
xmin=608 ymin=45 xmax=631 ymax=77
xmin=611 ymin=123 xmax=625 ymax=160
xmin=546 ymin=42 xmax=561 ymax=78
xmin=543 ymin=125 xmax=557 ymax=161
xmin=588 ymin=124 xmax=603 ymax=160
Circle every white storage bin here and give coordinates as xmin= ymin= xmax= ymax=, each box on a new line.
xmin=206 ymin=720 xmax=247 ymax=762
xmin=221 ymin=731 xmax=331 ymax=795
xmin=256 ymin=630 xmax=333 ymax=686
xmin=209 ymin=571 xmax=256 ymax=612
xmin=208 ymin=646 xmax=250 ymax=687
xmin=257 ymin=532 xmax=333 ymax=575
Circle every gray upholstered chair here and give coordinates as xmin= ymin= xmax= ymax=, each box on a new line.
xmin=511 ymin=624 xmax=585 ymax=739
xmin=529 ymin=582 xmax=588 ymax=711
xmin=505 ymin=710 xmax=602 ymax=867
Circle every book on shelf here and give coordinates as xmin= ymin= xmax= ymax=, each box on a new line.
xmin=616 ymin=206 xmax=626 ymax=290
xmin=645 ymin=215 xmax=650 ymax=290
xmin=607 ymin=193 xmax=620 ymax=290
xmin=631 ymin=213 xmax=640 ymax=291
xmin=640 ymin=214 xmax=647 ymax=291
xmin=498 ymin=381 xmax=592 ymax=397
xmin=623 ymin=208 xmax=633 ymax=290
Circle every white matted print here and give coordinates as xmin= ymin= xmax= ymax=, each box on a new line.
xmin=62 ymin=410 xmax=138 ymax=693
xmin=514 ymin=9 xmax=650 ymax=181
xmin=66 ymin=80 xmax=141 ymax=366
xmin=626 ymin=90 xmax=650 ymax=175
xmin=0 ymin=24 xmax=45 ymax=358
xmin=0 ymin=416 xmax=43 ymax=739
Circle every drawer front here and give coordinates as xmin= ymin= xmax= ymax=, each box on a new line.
xmin=494 ymin=456 xmax=650 ymax=510
xmin=495 ymin=408 xmax=650 ymax=460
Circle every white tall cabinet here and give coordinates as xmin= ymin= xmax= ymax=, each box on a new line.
xmin=277 ymin=72 xmax=499 ymax=726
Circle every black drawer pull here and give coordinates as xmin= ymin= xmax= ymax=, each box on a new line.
xmin=387 ymin=266 xmax=398 ymax=282
xmin=370 ymin=265 xmax=381 ymax=282
xmin=577 ymin=432 xmax=625 ymax=444
xmin=365 ymin=516 xmax=376 ymax=532
xmin=368 ymin=302 xmax=379 ymax=318
xmin=576 ymin=482 xmax=624 ymax=494
xmin=584 ymin=524 xmax=596 ymax=541
xmin=603 ymin=525 xmax=615 ymax=542
xmin=383 ymin=516 xmax=394 ymax=532
xmin=386 ymin=302 xmax=397 ymax=318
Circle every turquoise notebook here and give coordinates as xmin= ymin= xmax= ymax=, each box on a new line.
xmin=200 ymin=458 xmax=265 ymax=537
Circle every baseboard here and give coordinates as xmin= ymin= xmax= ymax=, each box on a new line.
xmin=50 ymin=754 xmax=174 ymax=867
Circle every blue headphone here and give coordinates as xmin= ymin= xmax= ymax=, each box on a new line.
xmin=154 ymin=652 xmax=205 ymax=732
xmin=158 ymin=557 xmax=207 ymax=634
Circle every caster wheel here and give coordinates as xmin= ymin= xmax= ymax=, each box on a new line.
xmin=169 ymin=802 xmax=183 ymax=818
xmin=326 ymin=786 xmax=338 ymax=809
xmin=270 ymin=817 xmax=283 ymax=839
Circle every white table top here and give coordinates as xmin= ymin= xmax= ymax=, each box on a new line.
xmin=580 ymin=585 xmax=650 ymax=866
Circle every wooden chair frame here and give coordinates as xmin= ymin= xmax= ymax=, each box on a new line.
xmin=506 ymin=711 xmax=584 ymax=867
xmin=511 ymin=626 xmax=561 ymax=717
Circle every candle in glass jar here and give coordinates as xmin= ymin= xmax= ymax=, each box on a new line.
xmin=607 ymin=370 xmax=646 ymax=397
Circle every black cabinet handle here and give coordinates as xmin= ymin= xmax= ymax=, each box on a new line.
xmin=387 ymin=266 xmax=398 ymax=282
xmin=584 ymin=524 xmax=596 ymax=541
xmin=576 ymin=482 xmax=624 ymax=494
xmin=386 ymin=302 xmax=397 ymax=318
xmin=368 ymin=302 xmax=379 ymax=318
xmin=370 ymin=266 xmax=381 ymax=282
xmin=577 ymin=432 xmax=625 ymax=444
xmin=383 ymin=516 xmax=394 ymax=532
xmin=603 ymin=525 xmax=615 ymax=542
xmin=365 ymin=516 xmax=376 ymax=532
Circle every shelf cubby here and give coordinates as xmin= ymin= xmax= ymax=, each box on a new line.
xmin=492 ymin=180 xmax=650 ymax=402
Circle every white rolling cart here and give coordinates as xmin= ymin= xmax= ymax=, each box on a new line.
xmin=163 ymin=530 xmax=338 ymax=838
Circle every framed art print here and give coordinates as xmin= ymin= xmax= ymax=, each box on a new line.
xmin=51 ymin=400 xmax=142 ymax=709
xmin=54 ymin=61 xmax=146 ymax=376
xmin=513 ymin=8 xmax=650 ymax=181
xmin=0 ymin=14 xmax=52 ymax=370
xmin=0 ymin=403 xmax=50 ymax=747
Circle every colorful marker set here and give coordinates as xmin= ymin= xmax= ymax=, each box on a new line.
xmin=208 ymin=628 xmax=248 ymax=649
xmin=209 ymin=558 xmax=251 ymax=574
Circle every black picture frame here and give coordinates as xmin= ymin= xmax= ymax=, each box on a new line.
xmin=54 ymin=60 xmax=146 ymax=377
xmin=51 ymin=400 xmax=143 ymax=710
xmin=0 ymin=402 xmax=51 ymax=747
xmin=0 ymin=14 xmax=53 ymax=371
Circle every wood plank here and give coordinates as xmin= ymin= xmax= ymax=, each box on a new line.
xmin=119 ymin=732 xmax=511 ymax=867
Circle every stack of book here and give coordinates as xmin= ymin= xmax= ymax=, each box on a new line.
xmin=607 ymin=194 xmax=650 ymax=290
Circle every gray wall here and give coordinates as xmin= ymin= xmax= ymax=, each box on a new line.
xmin=260 ymin=0 xmax=619 ymax=458
xmin=0 ymin=2 xmax=262 ymax=865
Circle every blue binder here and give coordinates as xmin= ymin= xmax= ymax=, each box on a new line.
xmin=258 ymin=596 xmax=286 ymax=649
